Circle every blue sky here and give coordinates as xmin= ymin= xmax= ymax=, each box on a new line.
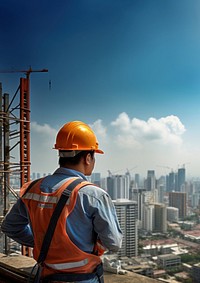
xmin=1 ymin=0 xmax=200 ymax=178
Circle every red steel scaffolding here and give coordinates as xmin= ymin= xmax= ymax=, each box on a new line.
xmin=0 ymin=68 xmax=48 ymax=256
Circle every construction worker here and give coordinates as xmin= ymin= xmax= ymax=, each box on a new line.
xmin=1 ymin=121 xmax=123 ymax=283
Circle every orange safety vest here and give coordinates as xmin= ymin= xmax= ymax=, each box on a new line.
xmin=20 ymin=177 xmax=103 ymax=278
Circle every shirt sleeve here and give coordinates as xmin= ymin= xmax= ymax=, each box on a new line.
xmin=1 ymin=199 xmax=34 ymax=247
xmin=91 ymin=191 xmax=123 ymax=252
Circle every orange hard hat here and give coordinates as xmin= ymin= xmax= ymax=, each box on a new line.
xmin=54 ymin=121 xmax=104 ymax=154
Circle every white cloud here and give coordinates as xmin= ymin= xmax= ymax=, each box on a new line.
xmin=31 ymin=121 xmax=57 ymax=139
xmin=29 ymin=116 xmax=193 ymax=178
xmin=89 ymin=119 xmax=107 ymax=138
xmin=111 ymin=112 xmax=186 ymax=147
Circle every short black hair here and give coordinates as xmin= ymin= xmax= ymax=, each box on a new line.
xmin=59 ymin=150 xmax=94 ymax=167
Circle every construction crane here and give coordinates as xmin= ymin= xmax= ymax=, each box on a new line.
xmin=107 ymin=170 xmax=112 ymax=177
xmin=156 ymin=165 xmax=173 ymax=173
xmin=126 ymin=166 xmax=137 ymax=174
xmin=0 ymin=67 xmax=48 ymax=186
xmin=178 ymin=162 xmax=190 ymax=169
xmin=107 ymin=169 xmax=124 ymax=177
xmin=0 ymin=67 xmax=48 ymax=78
xmin=108 ymin=166 xmax=138 ymax=177
xmin=0 ymin=67 xmax=48 ymax=256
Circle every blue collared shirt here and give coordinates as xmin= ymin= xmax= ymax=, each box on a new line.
xmin=1 ymin=167 xmax=123 ymax=254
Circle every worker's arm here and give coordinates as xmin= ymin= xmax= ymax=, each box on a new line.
xmin=92 ymin=191 xmax=123 ymax=253
xmin=1 ymin=199 xmax=34 ymax=247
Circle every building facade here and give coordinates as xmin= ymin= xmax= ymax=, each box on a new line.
xmin=168 ymin=192 xmax=187 ymax=219
xmin=113 ymin=199 xmax=138 ymax=257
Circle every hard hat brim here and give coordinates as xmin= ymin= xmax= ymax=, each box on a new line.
xmin=95 ymin=149 xmax=104 ymax=154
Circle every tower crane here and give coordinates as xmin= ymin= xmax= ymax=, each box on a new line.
xmin=108 ymin=166 xmax=138 ymax=177
xmin=178 ymin=162 xmax=190 ymax=169
xmin=0 ymin=67 xmax=48 ymax=78
xmin=0 ymin=67 xmax=48 ymax=256
xmin=126 ymin=166 xmax=137 ymax=174
xmin=157 ymin=165 xmax=173 ymax=173
xmin=0 ymin=67 xmax=48 ymax=185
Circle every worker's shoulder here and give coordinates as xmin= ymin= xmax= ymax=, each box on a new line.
xmin=79 ymin=182 xmax=109 ymax=199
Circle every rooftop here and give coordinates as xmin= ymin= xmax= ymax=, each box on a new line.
xmin=0 ymin=253 xmax=160 ymax=283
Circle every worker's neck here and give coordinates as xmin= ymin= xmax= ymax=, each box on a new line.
xmin=62 ymin=164 xmax=86 ymax=175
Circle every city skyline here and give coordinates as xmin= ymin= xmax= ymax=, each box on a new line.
xmin=31 ymin=164 xmax=192 ymax=181
xmin=1 ymin=1 xmax=200 ymax=177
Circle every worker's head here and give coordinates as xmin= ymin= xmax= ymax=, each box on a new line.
xmin=54 ymin=121 xmax=104 ymax=175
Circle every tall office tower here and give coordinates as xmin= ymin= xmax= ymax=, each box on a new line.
xmin=115 ymin=175 xmax=129 ymax=199
xmin=158 ymin=175 xmax=166 ymax=186
xmin=158 ymin=185 xmax=165 ymax=203
xmin=113 ymin=199 xmax=138 ymax=257
xmin=136 ymin=190 xmax=144 ymax=228
xmin=188 ymin=181 xmax=194 ymax=195
xmin=135 ymin=173 xmax=140 ymax=188
xmin=166 ymin=175 xmax=169 ymax=192
xmin=91 ymin=172 xmax=101 ymax=187
xmin=153 ymin=188 xmax=159 ymax=203
xmin=177 ymin=167 xmax=186 ymax=192
xmin=154 ymin=203 xmax=167 ymax=233
xmin=175 ymin=173 xmax=178 ymax=191
xmin=146 ymin=170 xmax=156 ymax=191
xmin=36 ymin=173 xmax=41 ymax=179
xmin=107 ymin=174 xmax=130 ymax=200
xmin=143 ymin=203 xmax=155 ymax=232
xmin=167 ymin=207 xmax=179 ymax=222
xmin=32 ymin=172 xmax=36 ymax=180
xmin=129 ymin=185 xmax=138 ymax=202
xmin=191 ymin=193 xmax=200 ymax=208
xmin=167 ymin=171 xmax=175 ymax=192
xmin=125 ymin=170 xmax=131 ymax=191
xmin=129 ymin=188 xmax=146 ymax=229
xmin=100 ymin=177 xmax=107 ymax=191
xmin=107 ymin=176 xmax=115 ymax=199
xmin=194 ymin=180 xmax=200 ymax=194
xmin=137 ymin=191 xmax=150 ymax=229
xmin=168 ymin=192 xmax=187 ymax=219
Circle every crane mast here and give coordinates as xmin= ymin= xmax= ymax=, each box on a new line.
xmin=0 ymin=67 xmax=48 ymax=256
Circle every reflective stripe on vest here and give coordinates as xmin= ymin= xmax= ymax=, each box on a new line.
xmin=46 ymin=258 xmax=88 ymax=270
xmin=22 ymin=192 xmax=58 ymax=203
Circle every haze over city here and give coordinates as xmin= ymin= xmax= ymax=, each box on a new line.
xmin=1 ymin=0 xmax=200 ymax=177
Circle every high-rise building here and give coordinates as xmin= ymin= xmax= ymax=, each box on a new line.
xmin=146 ymin=170 xmax=156 ymax=191
xmin=143 ymin=203 xmax=167 ymax=233
xmin=191 ymin=193 xmax=200 ymax=208
xmin=107 ymin=174 xmax=130 ymax=200
xmin=143 ymin=203 xmax=155 ymax=232
xmin=168 ymin=192 xmax=187 ymax=219
xmin=135 ymin=173 xmax=140 ymax=188
xmin=107 ymin=176 xmax=115 ymax=199
xmin=167 ymin=171 xmax=175 ymax=192
xmin=177 ymin=167 xmax=186 ymax=192
xmin=135 ymin=190 xmax=152 ymax=229
xmin=154 ymin=203 xmax=167 ymax=233
xmin=158 ymin=185 xmax=165 ymax=203
xmin=175 ymin=173 xmax=178 ymax=191
xmin=113 ymin=199 xmax=138 ymax=257
xmin=167 ymin=207 xmax=179 ymax=222
xmin=32 ymin=172 xmax=36 ymax=180
xmin=91 ymin=172 xmax=101 ymax=187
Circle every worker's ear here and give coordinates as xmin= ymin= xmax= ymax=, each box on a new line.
xmin=85 ymin=153 xmax=92 ymax=165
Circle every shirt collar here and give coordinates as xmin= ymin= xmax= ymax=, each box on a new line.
xmin=53 ymin=167 xmax=88 ymax=181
